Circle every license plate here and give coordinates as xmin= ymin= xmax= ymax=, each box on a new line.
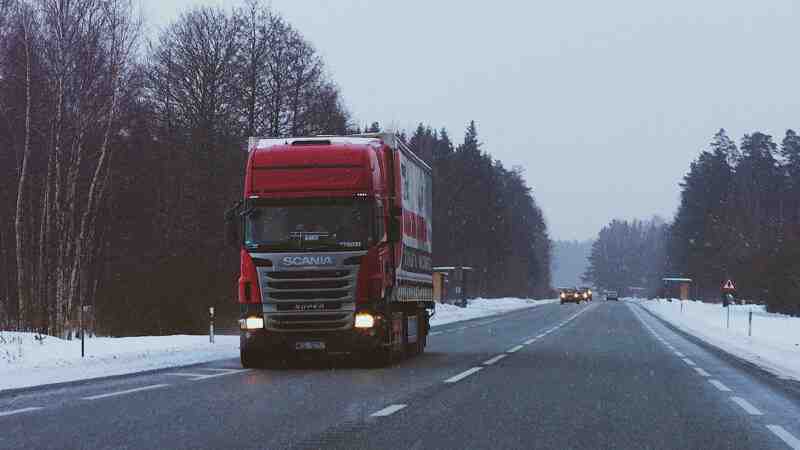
xmin=295 ymin=341 xmax=326 ymax=350
xmin=294 ymin=303 xmax=326 ymax=311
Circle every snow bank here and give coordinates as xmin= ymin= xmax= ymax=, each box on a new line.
xmin=638 ymin=299 xmax=800 ymax=382
xmin=0 ymin=297 xmax=556 ymax=392
xmin=431 ymin=297 xmax=558 ymax=326
xmin=0 ymin=333 xmax=239 ymax=392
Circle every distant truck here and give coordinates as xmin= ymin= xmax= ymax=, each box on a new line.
xmin=227 ymin=134 xmax=434 ymax=367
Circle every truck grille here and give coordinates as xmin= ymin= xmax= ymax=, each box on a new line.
xmin=257 ymin=262 xmax=360 ymax=332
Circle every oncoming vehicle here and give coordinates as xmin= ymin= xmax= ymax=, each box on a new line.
xmin=227 ymin=133 xmax=434 ymax=368
xmin=579 ymin=287 xmax=593 ymax=301
xmin=560 ymin=288 xmax=585 ymax=304
xmin=606 ymin=290 xmax=619 ymax=301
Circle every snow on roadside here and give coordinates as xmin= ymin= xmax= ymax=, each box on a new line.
xmin=0 ymin=297 xmax=556 ymax=392
xmin=431 ymin=297 xmax=558 ymax=327
xmin=0 ymin=333 xmax=239 ymax=392
xmin=638 ymin=299 xmax=800 ymax=382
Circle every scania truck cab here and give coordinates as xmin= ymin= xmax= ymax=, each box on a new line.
xmin=227 ymin=134 xmax=434 ymax=367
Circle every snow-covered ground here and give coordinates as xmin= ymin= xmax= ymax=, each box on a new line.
xmin=431 ymin=297 xmax=558 ymax=326
xmin=0 ymin=297 xmax=554 ymax=392
xmin=0 ymin=333 xmax=240 ymax=392
xmin=638 ymin=299 xmax=800 ymax=382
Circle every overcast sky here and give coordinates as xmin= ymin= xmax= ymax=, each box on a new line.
xmin=142 ymin=0 xmax=800 ymax=241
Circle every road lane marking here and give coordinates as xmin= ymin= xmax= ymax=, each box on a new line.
xmin=166 ymin=372 xmax=209 ymax=378
xmin=682 ymin=358 xmax=697 ymax=366
xmin=675 ymin=352 xmax=685 ymax=357
xmin=506 ymin=345 xmax=524 ymax=353
xmin=694 ymin=367 xmax=711 ymax=377
xmin=444 ymin=367 xmax=482 ymax=383
xmin=536 ymin=333 xmax=546 ymax=338
xmin=767 ymin=425 xmax=800 ymax=449
xmin=480 ymin=318 xmax=504 ymax=326
xmin=192 ymin=369 xmax=250 ymax=380
xmin=82 ymin=384 xmax=169 ymax=400
xmin=429 ymin=331 xmax=443 ymax=336
xmin=730 ymin=397 xmax=763 ymax=415
xmin=0 ymin=407 xmax=43 ymax=417
xmin=523 ymin=338 xmax=536 ymax=345
xmin=483 ymin=354 xmax=507 ymax=365
xmin=166 ymin=369 xmax=249 ymax=381
xmin=455 ymin=327 xmax=467 ymax=332
xmin=709 ymin=379 xmax=732 ymax=392
xmin=370 ymin=404 xmax=407 ymax=417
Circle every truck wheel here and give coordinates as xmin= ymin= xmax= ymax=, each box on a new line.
xmin=240 ymin=347 xmax=264 ymax=369
xmin=365 ymin=347 xmax=394 ymax=367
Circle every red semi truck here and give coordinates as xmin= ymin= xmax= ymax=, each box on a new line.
xmin=228 ymin=133 xmax=434 ymax=367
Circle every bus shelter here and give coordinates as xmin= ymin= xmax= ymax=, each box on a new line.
xmin=661 ymin=277 xmax=692 ymax=300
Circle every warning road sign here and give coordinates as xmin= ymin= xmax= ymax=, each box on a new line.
xmin=722 ymin=279 xmax=736 ymax=292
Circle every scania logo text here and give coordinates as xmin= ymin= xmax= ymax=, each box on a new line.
xmin=281 ymin=256 xmax=334 ymax=266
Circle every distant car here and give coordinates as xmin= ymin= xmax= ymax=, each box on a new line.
xmin=606 ymin=291 xmax=619 ymax=301
xmin=560 ymin=288 xmax=586 ymax=304
xmin=579 ymin=287 xmax=593 ymax=301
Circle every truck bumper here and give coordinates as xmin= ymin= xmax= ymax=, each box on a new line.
xmin=240 ymin=328 xmax=383 ymax=356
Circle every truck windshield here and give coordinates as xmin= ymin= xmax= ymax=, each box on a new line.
xmin=243 ymin=198 xmax=372 ymax=251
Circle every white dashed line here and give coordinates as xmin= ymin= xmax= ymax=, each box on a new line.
xmin=708 ymin=379 xmax=732 ymax=392
xmin=482 ymin=354 xmax=507 ymax=366
xmin=767 ymin=425 xmax=800 ymax=449
xmin=370 ymin=404 xmax=407 ymax=417
xmin=730 ymin=397 xmax=763 ymax=416
xmin=536 ymin=334 xmax=545 ymax=338
xmin=694 ymin=367 xmax=711 ymax=377
xmin=682 ymin=358 xmax=697 ymax=366
xmin=675 ymin=352 xmax=685 ymax=357
xmin=82 ymin=384 xmax=169 ymax=400
xmin=0 ymin=407 xmax=43 ymax=417
xmin=506 ymin=345 xmax=524 ymax=354
xmin=429 ymin=331 xmax=443 ymax=336
xmin=444 ymin=367 xmax=483 ymax=383
xmin=523 ymin=338 xmax=536 ymax=345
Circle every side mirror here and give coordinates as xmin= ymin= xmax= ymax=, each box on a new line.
xmin=224 ymin=200 xmax=243 ymax=248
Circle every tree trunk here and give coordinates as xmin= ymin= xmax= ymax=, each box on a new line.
xmin=14 ymin=13 xmax=34 ymax=329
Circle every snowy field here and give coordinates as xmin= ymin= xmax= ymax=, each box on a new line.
xmin=0 ymin=297 xmax=553 ymax=392
xmin=638 ymin=299 xmax=800 ymax=382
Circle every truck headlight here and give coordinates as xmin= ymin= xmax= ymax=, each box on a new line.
xmin=240 ymin=316 xmax=265 ymax=330
xmin=354 ymin=312 xmax=375 ymax=328
xmin=560 ymin=293 xmax=565 ymax=298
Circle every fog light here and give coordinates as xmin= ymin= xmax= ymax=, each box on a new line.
xmin=240 ymin=316 xmax=264 ymax=330
xmin=354 ymin=312 xmax=375 ymax=329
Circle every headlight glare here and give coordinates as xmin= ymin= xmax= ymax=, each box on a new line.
xmin=354 ymin=312 xmax=375 ymax=328
xmin=240 ymin=316 xmax=265 ymax=330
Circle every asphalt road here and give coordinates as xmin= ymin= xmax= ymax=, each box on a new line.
xmin=1 ymin=301 xmax=799 ymax=450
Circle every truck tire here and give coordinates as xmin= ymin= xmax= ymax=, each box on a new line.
xmin=365 ymin=346 xmax=394 ymax=367
xmin=240 ymin=346 xmax=264 ymax=369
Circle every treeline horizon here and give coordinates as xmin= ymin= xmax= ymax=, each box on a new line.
xmin=0 ymin=0 xmax=552 ymax=336
xmin=583 ymin=129 xmax=800 ymax=316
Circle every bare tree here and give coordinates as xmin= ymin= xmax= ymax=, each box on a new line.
xmin=13 ymin=1 xmax=36 ymax=329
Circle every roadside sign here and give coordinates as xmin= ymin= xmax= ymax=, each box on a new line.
xmin=722 ymin=279 xmax=735 ymax=292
